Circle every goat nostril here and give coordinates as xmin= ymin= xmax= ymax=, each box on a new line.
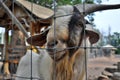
xmin=47 ymin=40 xmax=58 ymax=48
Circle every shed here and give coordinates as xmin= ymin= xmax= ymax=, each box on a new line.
xmin=102 ymin=44 xmax=117 ymax=57
xmin=0 ymin=0 xmax=53 ymax=75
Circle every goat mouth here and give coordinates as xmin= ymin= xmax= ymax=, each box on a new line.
xmin=48 ymin=50 xmax=67 ymax=61
xmin=47 ymin=48 xmax=66 ymax=56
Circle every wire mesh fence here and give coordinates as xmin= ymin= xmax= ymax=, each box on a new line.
xmin=0 ymin=0 xmax=120 ymax=80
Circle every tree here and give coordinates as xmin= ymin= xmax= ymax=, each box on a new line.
xmin=107 ymin=32 xmax=120 ymax=54
xmin=111 ymin=32 xmax=120 ymax=46
xmin=27 ymin=0 xmax=96 ymax=8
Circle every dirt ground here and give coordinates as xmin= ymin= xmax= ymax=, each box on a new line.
xmin=87 ymin=55 xmax=120 ymax=79
xmin=0 ymin=54 xmax=119 ymax=80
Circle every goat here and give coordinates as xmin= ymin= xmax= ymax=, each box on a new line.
xmin=15 ymin=50 xmax=52 ymax=80
xmin=16 ymin=4 xmax=120 ymax=80
xmin=44 ymin=5 xmax=98 ymax=80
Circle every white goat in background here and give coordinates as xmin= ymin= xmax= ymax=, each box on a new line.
xmin=16 ymin=50 xmax=52 ymax=80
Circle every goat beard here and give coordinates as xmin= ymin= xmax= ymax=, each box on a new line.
xmin=50 ymin=50 xmax=74 ymax=80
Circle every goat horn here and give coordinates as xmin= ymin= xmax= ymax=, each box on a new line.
xmin=75 ymin=4 xmax=120 ymax=16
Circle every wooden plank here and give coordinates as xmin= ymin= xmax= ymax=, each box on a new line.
xmin=8 ymin=46 xmax=26 ymax=53
xmin=9 ymin=53 xmax=22 ymax=56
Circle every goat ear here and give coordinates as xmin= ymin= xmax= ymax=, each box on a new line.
xmin=86 ymin=32 xmax=99 ymax=44
xmin=27 ymin=30 xmax=49 ymax=46
xmin=85 ymin=24 xmax=100 ymax=44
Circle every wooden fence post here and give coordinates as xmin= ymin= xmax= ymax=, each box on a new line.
xmin=3 ymin=27 xmax=10 ymax=75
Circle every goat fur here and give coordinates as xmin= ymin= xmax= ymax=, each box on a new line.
xmin=46 ymin=6 xmax=87 ymax=80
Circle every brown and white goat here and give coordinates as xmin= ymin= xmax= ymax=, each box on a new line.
xmin=45 ymin=4 xmax=120 ymax=80
xmin=45 ymin=5 xmax=98 ymax=80
xmin=16 ymin=4 xmax=120 ymax=80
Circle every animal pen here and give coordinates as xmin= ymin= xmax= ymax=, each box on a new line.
xmin=0 ymin=0 xmax=120 ymax=80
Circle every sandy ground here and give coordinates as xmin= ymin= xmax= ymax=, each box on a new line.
xmin=87 ymin=55 xmax=120 ymax=79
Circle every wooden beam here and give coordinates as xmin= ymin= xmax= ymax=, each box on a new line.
xmin=3 ymin=27 xmax=10 ymax=74
xmin=0 ymin=1 xmax=29 ymax=38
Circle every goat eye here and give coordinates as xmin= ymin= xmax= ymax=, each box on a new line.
xmin=40 ymin=27 xmax=45 ymax=32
